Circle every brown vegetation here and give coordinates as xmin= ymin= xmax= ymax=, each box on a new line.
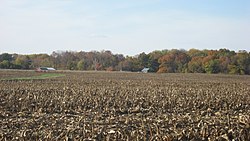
xmin=0 ymin=71 xmax=250 ymax=140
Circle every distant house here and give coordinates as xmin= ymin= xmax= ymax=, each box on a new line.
xmin=36 ymin=67 xmax=56 ymax=72
xmin=141 ymin=68 xmax=150 ymax=73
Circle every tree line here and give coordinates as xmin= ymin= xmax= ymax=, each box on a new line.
xmin=1 ymin=49 xmax=250 ymax=74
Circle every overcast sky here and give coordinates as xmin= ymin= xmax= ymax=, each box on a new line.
xmin=0 ymin=0 xmax=250 ymax=56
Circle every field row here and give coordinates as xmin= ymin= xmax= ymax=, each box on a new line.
xmin=0 ymin=71 xmax=250 ymax=140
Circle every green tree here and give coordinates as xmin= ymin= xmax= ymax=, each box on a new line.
xmin=148 ymin=51 xmax=163 ymax=72
xmin=138 ymin=52 xmax=149 ymax=68
xmin=187 ymin=49 xmax=207 ymax=58
xmin=121 ymin=56 xmax=141 ymax=72
xmin=77 ymin=60 xmax=85 ymax=70
xmin=14 ymin=55 xmax=31 ymax=69
xmin=0 ymin=53 xmax=13 ymax=62
xmin=228 ymin=64 xmax=241 ymax=74
xmin=236 ymin=52 xmax=250 ymax=74
xmin=0 ymin=60 xmax=11 ymax=69
xmin=188 ymin=57 xmax=204 ymax=73
xmin=203 ymin=59 xmax=220 ymax=73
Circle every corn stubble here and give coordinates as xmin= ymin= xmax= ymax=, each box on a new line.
xmin=0 ymin=71 xmax=250 ymax=140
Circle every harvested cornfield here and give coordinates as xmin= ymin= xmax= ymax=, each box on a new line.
xmin=0 ymin=70 xmax=250 ymax=140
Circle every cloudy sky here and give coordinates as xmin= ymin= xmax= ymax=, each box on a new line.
xmin=0 ymin=0 xmax=250 ymax=55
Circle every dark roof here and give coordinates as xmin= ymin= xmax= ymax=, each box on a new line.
xmin=39 ymin=67 xmax=49 ymax=70
xmin=37 ymin=67 xmax=56 ymax=71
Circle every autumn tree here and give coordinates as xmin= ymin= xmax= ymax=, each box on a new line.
xmin=120 ymin=56 xmax=141 ymax=72
xmin=188 ymin=56 xmax=204 ymax=73
xmin=14 ymin=55 xmax=31 ymax=69
xmin=187 ymin=49 xmax=207 ymax=58
xmin=147 ymin=51 xmax=164 ymax=72
xmin=77 ymin=59 xmax=85 ymax=70
xmin=158 ymin=49 xmax=189 ymax=73
xmin=1 ymin=49 xmax=250 ymax=75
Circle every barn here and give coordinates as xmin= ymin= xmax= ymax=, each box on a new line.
xmin=141 ymin=68 xmax=150 ymax=73
xmin=36 ymin=67 xmax=56 ymax=72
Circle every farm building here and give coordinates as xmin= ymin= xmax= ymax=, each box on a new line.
xmin=36 ymin=67 xmax=56 ymax=72
xmin=141 ymin=68 xmax=150 ymax=73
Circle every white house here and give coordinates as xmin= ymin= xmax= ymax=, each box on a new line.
xmin=141 ymin=68 xmax=150 ymax=73
xmin=36 ymin=67 xmax=56 ymax=72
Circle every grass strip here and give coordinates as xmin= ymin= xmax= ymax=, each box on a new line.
xmin=2 ymin=73 xmax=65 ymax=80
